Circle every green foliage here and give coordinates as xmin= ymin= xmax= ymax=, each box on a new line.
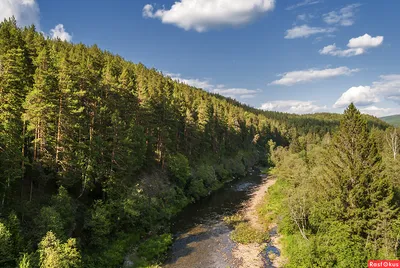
xmin=39 ymin=231 xmax=81 ymax=268
xmin=381 ymin=114 xmax=400 ymax=127
xmin=265 ymin=104 xmax=400 ymax=267
xmin=18 ymin=254 xmax=31 ymax=268
xmin=51 ymin=186 xmax=76 ymax=235
xmin=187 ymin=177 xmax=208 ymax=201
xmin=195 ymin=164 xmax=218 ymax=189
xmin=3 ymin=20 xmax=389 ymax=267
xmin=223 ymin=214 xmax=244 ymax=226
xmin=35 ymin=206 xmax=64 ymax=240
xmin=167 ymin=153 xmax=190 ymax=186
xmin=84 ymin=232 xmax=140 ymax=268
xmin=86 ymin=200 xmax=112 ymax=247
xmin=230 ymin=222 xmax=269 ymax=244
xmin=0 ymin=222 xmax=13 ymax=265
xmin=136 ymin=234 xmax=172 ymax=266
xmin=258 ymin=178 xmax=288 ymax=227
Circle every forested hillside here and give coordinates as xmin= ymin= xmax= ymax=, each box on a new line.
xmin=0 ymin=18 xmax=392 ymax=268
xmin=0 ymin=18 xmax=296 ymax=268
xmin=262 ymin=104 xmax=400 ymax=266
xmin=381 ymin=114 xmax=400 ymax=127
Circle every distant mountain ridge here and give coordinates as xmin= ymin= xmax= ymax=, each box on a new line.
xmin=381 ymin=114 xmax=400 ymax=127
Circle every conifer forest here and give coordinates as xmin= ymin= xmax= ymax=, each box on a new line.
xmin=0 ymin=18 xmax=399 ymax=268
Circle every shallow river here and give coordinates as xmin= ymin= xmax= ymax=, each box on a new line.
xmin=163 ymin=169 xmax=268 ymax=268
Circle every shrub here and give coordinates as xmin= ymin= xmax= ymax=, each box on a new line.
xmin=230 ymin=222 xmax=269 ymax=244
xmin=167 ymin=153 xmax=190 ymax=186
xmin=223 ymin=214 xmax=244 ymax=226
xmin=137 ymin=234 xmax=172 ymax=266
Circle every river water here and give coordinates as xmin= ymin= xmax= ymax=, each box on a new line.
xmin=163 ymin=169 xmax=267 ymax=268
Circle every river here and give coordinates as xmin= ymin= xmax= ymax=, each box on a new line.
xmin=163 ymin=168 xmax=270 ymax=268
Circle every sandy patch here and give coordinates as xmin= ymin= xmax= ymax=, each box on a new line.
xmin=232 ymin=176 xmax=282 ymax=268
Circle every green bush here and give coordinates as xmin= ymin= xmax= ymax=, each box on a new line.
xmin=137 ymin=234 xmax=172 ymax=266
xmin=230 ymin=222 xmax=269 ymax=244
xmin=84 ymin=232 xmax=140 ymax=268
xmin=223 ymin=214 xmax=244 ymax=226
xmin=167 ymin=153 xmax=190 ymax=186
xmin=0 ymin=222 xmax=13 ymax=265
xmin=35 ymin=206 xmax=65 ymax=241
xmin=196 ymin=164 xmax=217 ymax=189
xmin=214 ymin=164 xmax=230 ymax=182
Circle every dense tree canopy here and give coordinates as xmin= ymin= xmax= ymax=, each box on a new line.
xmin=0 ymin=18 xmax=392 ymax=267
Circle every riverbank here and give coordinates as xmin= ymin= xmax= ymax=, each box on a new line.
xmin=232 ymin=175 xmax=283 ymax=267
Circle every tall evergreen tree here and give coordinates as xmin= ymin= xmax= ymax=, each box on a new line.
xmin=324 ymin=103 xmax=398 ymax=258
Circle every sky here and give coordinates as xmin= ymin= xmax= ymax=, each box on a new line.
xmin=1 ymin=0 xmax=400 ymax=117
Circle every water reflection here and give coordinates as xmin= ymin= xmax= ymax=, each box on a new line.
xmin=164 ymin=169 xmax=264 ymax=268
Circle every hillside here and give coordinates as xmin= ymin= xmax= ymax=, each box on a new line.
xmin=0 ymin=18 xmax=392 ymax=268
xmin=381 ymin=114 xmax=400 ymax=126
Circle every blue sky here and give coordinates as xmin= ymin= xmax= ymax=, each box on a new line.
xmin=2 ymin=0 xmax=400 ymax=116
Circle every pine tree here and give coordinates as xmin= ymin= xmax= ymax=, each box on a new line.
xmin=0 ymin=47 xmax=29 ymax=210
xmin=325 ymin=103 xmax=398 ymax=257
xmin=38 ymin=231 xmax=81 ymax=268
xmin=23 ymin=46 xmax=58 ymax=200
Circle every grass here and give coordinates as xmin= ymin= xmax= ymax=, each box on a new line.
xmin=230 ymin=222 xmax=269 ymax=244
xmin=257 ymin=178 xmax=288 ymax=226
xmin=223 ymin=214 xmax=244 ymax=226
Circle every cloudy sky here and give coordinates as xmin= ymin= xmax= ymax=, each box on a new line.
xmin=2 ymin=0 xmax=400 ymax=117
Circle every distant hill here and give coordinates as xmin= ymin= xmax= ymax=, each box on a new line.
xmin=381 ymin=115 xmax=400 ymax=127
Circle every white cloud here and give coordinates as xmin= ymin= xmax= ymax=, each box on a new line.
xmin=320 ymin=34 xmax=383 ymax=57
xmin=240 ymin=94 xmax=256 ymax=99
xmin=285 ymin=25 xmax=336 ymax=39
xmin=0 ymin=0 xmax=40 ymax=27
xmin=270 ymin=67 xmax=359 ymax=86
xmin=347 ymin=34 xmax=384 ymax=48
xmin=213 ymin=88 xmax=259 ymax=96
xmin=359 ymin=106 xmax=400 ymax=118
xmin=0 ymin=0 xmax=74 ymax=42
xmin=260 ymin=100 xmax=327 ymax=114
xmin=50 ymin=24 xmax=72 ymax=42
xmin=319 ymin=44 xmax=365 ymax=57
xmin=165 ymin=72 xmax=214 ymax=90
xmin=165 ymin=72 xmax=260 ymax=99
xmin=143 ymin=0 xmax=275 ymax=32
xmin=286 ymin=0 xmax=322 ymax=11
xmin=334 ymin=86 xmax=379 ymax=108
xmin=334 ymin=75 xmax=400 ymax=110
xmin=297 ymin=14 xmax=307 ymax=21
xmin=323 ymin=4 xmax=360 ymax=26
xmin=372 ymin=75 xmax=400 ymax=103
xmin=296 ymin=13 xmax=315 ymax=22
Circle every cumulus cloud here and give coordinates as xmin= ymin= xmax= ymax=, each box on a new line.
xmin=296 ymin=13 xmax=315 ymax=22
xmin=285 ymin=25 xmax=336 ymax=39
xmin=213 ymin=88 xmax=260 ymax=96
xmin=334 ymin=75 xmax=400 ymax=109
xmin=334 ymin=86 xmax=379 ymax=108
xmin=0 ymin=0 xmax=73 ymax=42
xmin=165 ymin=72 xmax=214 ymax=90
xmin=323 ymin=4 xmax=361 ymax=26
xmin=372 ymin=75 xmax=400 ymax=103
xmin=359 ymin=106 xmax=400 ymax=118
xmin=260 ymin=100 xmax=327 ymax=114
xmin=165 ymin=72 xmax=260 ymax=99
xmin=143 ymin=0 xmax=275 ymax=32
xmin=286 ymin=0 xmax=322 ymax=11
xmin=347 ymin=34 xmax=384 ymax=48
xmin=320 ymin=34 xmax=383 ymax=57
xmin=270 ymin=67 xmax=359 ymax=86
xmin=50 ymin=24 xmax=72 ymax=42
xmin=0 ymin=0 xmax=40 ymax=27
xmin=319 ymin=44 xmax=365 ymax=57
